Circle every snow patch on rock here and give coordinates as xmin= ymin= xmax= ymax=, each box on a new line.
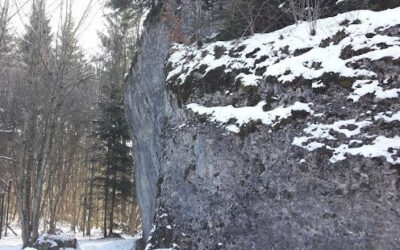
xmin=330 ymin=136 xmax=400 ymax=164
xmin=187 ymin=101 xmax=313 ymax=133
xmin=375 ymin=111 xmax=400 ymax=122
xmin=348 ymin=80 xmax=400 ymax=102
xmin=293 ymin=118 xmax=400 ymax=164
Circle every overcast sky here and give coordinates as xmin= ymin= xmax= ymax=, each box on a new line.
xmin=9 ymin=0 xmax=107 ymax=57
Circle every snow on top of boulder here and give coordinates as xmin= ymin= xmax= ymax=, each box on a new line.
xmin=167 ymin=7 xmax=400 ymax=87
xmin=36 ymin=234 xmax=58 ymax=248
xmin=187 ymin=101 xmax=313 ymax=133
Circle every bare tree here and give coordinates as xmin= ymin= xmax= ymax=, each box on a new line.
xmin=286 ymin=0 xmax=332 ymax=35
xmin=0 ymin=1 xmax=141 ymax=245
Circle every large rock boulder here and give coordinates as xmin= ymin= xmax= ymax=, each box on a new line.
xmin=32 ymin=234 xmax=78 ymax=250
xmin=126 ymin=2 xmax=400 ymax=249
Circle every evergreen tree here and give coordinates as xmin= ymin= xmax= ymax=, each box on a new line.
xmin=96 ymin=12 xmax=135 ymax=237
xmin=107 ymin=0 xmax=154 ymax=13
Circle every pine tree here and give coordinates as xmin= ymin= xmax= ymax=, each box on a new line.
xmin=107 ymin=0 xmax=154 ymax=12
xmin=96 ymin=12 xmax=135 ymax=237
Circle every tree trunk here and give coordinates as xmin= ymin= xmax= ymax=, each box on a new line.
xmin=103 ymin=163 xmax=110 ymax=238
xmin=129 ymin=203 xmax=141 ymax=234
xmin=121 ymin=198 xmax=127 ymax=225
xmin=86 ymin=161 xmax=94 ymax=236
xmin=81 ymin=195 xmax=87 ymax=236
xmin=0 ymin=193 xmax=5 ymax=239
xmin=18 ymin=112 xmax=36 ymax=247
xmin=4 ymin=180 xmax=11 ymax=237
xmin=31 ymin=118 xmax=55 ymax=243
xmin=109 ymin=171 xmax=117 ymax=234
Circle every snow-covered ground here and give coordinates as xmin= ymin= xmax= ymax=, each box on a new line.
xmin=78 ymin=238 xmax=137 ymax=250
xmin=0 ymin=238 xmax=137 ymax=250
xmin=0 ymin=223 xmax=139 ymax=250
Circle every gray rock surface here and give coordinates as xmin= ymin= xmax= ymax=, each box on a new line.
xmin=125 ymin=2 xmax=400 ymax=249
xmin=125 ymin=6 xmax=170 ymax=240
xmin=125 ymin=1 xmax=221 ymax=241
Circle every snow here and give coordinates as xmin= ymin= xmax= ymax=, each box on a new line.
xmin=145 ymin=243 xmax=153 ymax=250
xmin=264 ymin=45 xmax=373 ymax=83
xmin=235 ymin=73 xmax=262 ymax=87
xmin=177 ymin=124 xmax=186 ymax=129
xmin=350 ymin=46 xmax=400 ymax=62
xmin=226 ymin=124 xmax=240 ymax=133
xmin=375 ymin=88 xmax=400 ymax=100
xmin=79 ymin=238 xmax=137 ymax=250
xmin=375 ymin=111 xmax=400 ymax=122
xmin=187 ymin=101 xmax=313 ymax=133
xmin=330 ymin=136 xmax=400 ymax=164
xmin=303 ymin=119 xmax=372 ymax=139
xmin=159 ymin=213 xmax=168 ymax=218
xmin=312 ymin=81 xmax=325 ymax=89
xmin=0 ymin=237 xmax=138 ymax=250
xmin=350 ymin=34 xmax=400 ymax=51
xmin=167 ymin=7 xmax=400 ymax=87
xmin=348 ymin=80 xmax=400 ymax=102
xmin=293 ymin=117 xmax=400 ymax=164
xmin=0 ymin=223 xmax=139 ymax=250
xmin=293 ymin=137 xmax=326 ymax=151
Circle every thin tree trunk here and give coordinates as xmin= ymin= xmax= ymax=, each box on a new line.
xmin=4 ymin=180 xmax=11 ymax=236
xmin=121 ymin=198 xmax=127 ymax=225
xmin=0 ymin=193 xmax=5 ymax=239
xmin=109 ymin=171 xmax=117 ymax=234
xmin=86 ymin=160 xmax=94 ymax=236
xmin=103 ymin=163 xmax=110 ymax=238
xmin=82 ymin=195 xmax=87 ymax=236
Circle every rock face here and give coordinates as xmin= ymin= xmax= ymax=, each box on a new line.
xmin=125 ymin=5 xmax=170 ymax=241
xmin=125 ymin=2 xmax=400 ymax=250
xmin=125 ymin=1 xmax=221 ymax=241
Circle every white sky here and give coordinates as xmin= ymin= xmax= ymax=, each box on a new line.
xmin=8 ymin=0 xmax=107 ymax=57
